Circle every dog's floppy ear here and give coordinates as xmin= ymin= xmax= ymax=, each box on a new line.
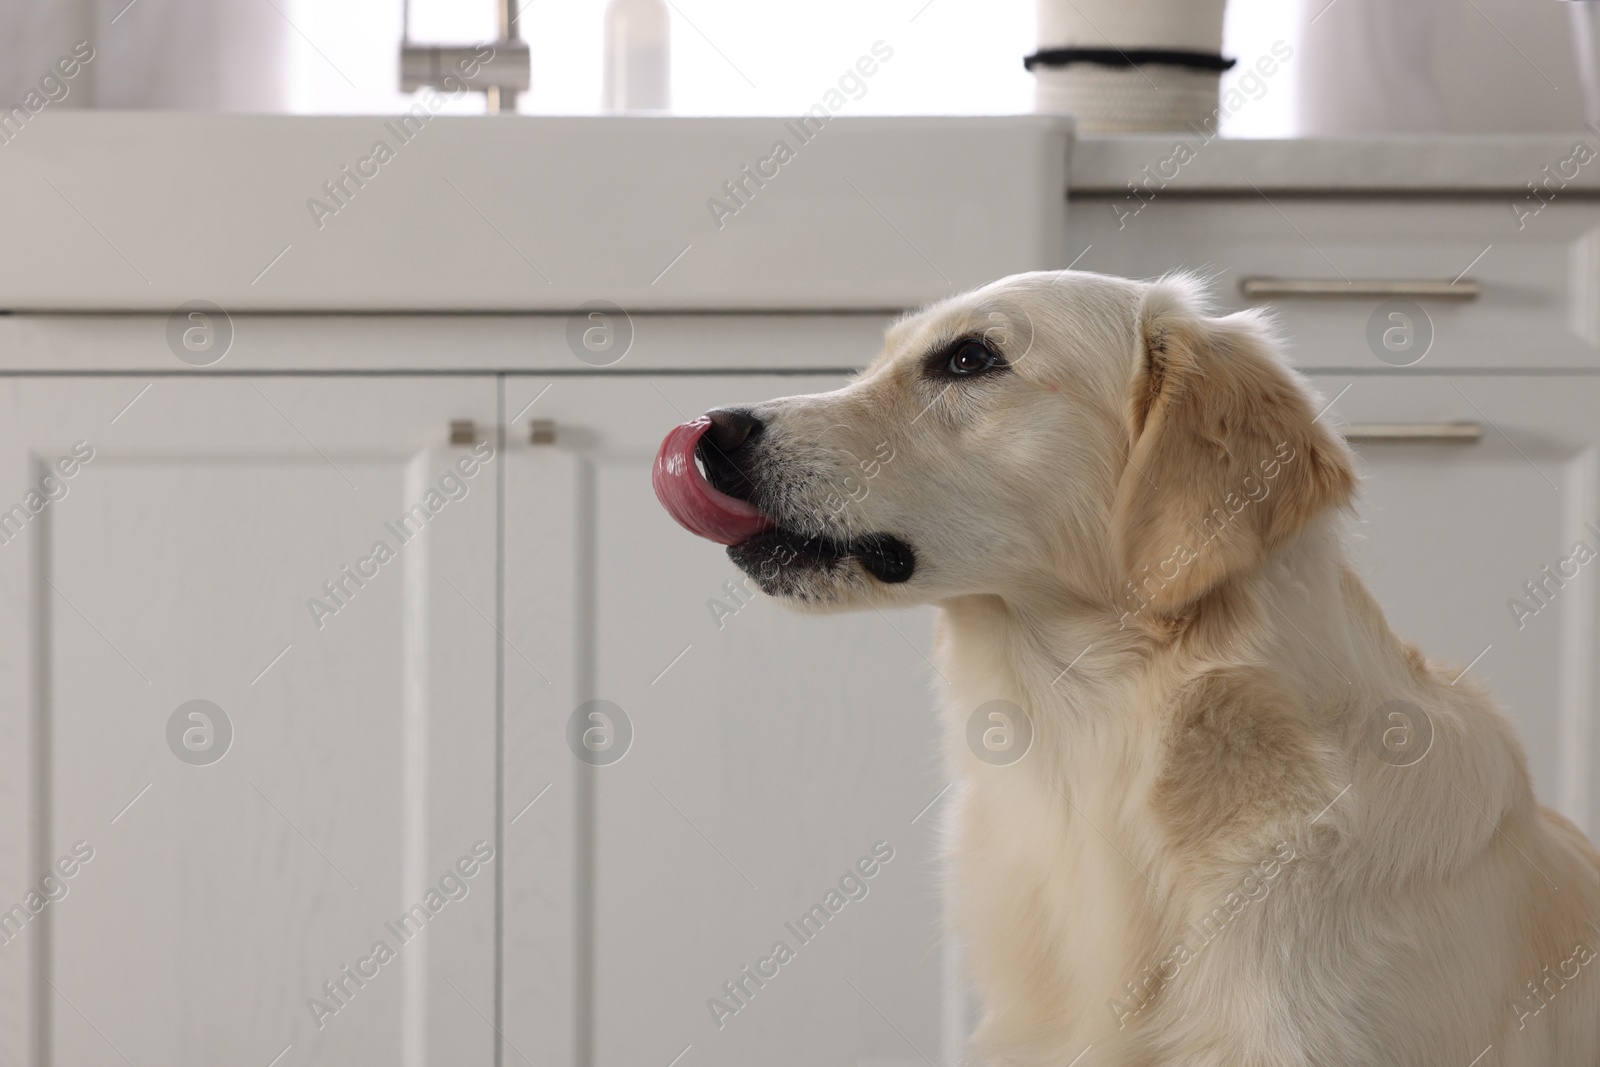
xmin=1112 ymin=278 xmax=1356 ymax=616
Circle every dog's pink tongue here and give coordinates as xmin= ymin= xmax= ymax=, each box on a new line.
xmin=653 ymin=417 xmax=775 ymax=546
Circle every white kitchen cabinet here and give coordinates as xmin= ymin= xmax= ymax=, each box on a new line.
xmin=0 ymin=378 xmax=500 ymax=1067
xmin=0 ymin=365 xmax=955 ymax=1067
xmin=502 ymin=375 xmax=949 ymax=1067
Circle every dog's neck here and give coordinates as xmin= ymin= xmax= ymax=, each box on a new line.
xmin=937 ymin=516 xmax=1367 ymax=736
xmin=931 ymin=513 xmax=1398 ymax=893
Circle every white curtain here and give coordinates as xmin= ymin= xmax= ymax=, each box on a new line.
xmin=0 ymin=0 xmax=290 ymax=110
xmin=1296 ymin=0 xmax=1585 ymax=133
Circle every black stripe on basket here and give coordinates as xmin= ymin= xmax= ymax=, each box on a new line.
xmin=1024 ymin=48 xmax=1237 ymax=72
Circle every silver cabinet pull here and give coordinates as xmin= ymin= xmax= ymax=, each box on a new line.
xmin=1340 ymin=422 xmax=1482 ymax=443
xmin=1241 ymin=279 xmax=1480 ymax=300
xmin=449 ymin=420 xmax=557 ymax=445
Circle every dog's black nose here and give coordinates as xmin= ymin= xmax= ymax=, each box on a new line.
xmin=704 ymin=408 xmax=763 ymax=453
xmin=698 ymin=408 xmax=763 ymax=501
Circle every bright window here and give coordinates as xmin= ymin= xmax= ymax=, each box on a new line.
xmin=283 ymin=0 xmax=1298 ymax=135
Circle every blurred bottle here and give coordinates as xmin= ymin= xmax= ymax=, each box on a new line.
xmin=603 ymin=0 xmax=670 ymax=112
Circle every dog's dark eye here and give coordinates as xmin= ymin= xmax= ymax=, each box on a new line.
xmin=945 ymin=340 xmax=1003 ymax=377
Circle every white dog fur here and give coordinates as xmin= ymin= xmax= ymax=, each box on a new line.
xmin=715 ymin=270 xmax=1600 ymax=1066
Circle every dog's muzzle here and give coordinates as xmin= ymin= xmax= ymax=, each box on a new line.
xmin=653 ymin=412 xmax=918 ymax=585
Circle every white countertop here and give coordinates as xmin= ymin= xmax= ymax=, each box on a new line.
xmin=0 ymin=114 xmax=1069 ymax=313
xmin=1069 ymin=134 xmax=1600 ymax=194
xmin=2 ymin=116 xmax=1594 ymax=317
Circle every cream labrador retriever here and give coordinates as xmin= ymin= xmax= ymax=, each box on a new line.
xmin=652 ymin=270 xmax=1600 ymax=1066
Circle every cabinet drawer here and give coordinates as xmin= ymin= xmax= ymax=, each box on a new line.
xmin=1071 ymin=198 xmax=1600 ymax=370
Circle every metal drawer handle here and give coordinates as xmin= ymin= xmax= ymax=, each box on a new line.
xmin=1241 ymin=279 xmax=1480 ymax=300
xmin=1340 ymin=422 xmax=1482 ymax=443
xmin=448 ymin=419 xmax=557 ymax=445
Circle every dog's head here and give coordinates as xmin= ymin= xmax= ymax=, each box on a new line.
xmin=654 ymin=271 xmax=1356 ymax=618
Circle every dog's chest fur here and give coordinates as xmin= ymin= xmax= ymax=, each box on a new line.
xmin=933 ymin=598 xmax=1359 ymax=1066
xmin=931 ymin=587 xmax=1600 ymax=1067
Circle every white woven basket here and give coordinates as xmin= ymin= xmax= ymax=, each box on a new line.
xmin=1031 ymin=0 xmax=1229 ymax=133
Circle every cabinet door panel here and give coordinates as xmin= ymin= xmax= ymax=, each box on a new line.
xmin=504 ymin=377 xmax=952 ymax=1067
xmin=0 ymin=378 xmax=498 ymax=1067
xmin=1310 ymin=375 xmax=1600 ymax=831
